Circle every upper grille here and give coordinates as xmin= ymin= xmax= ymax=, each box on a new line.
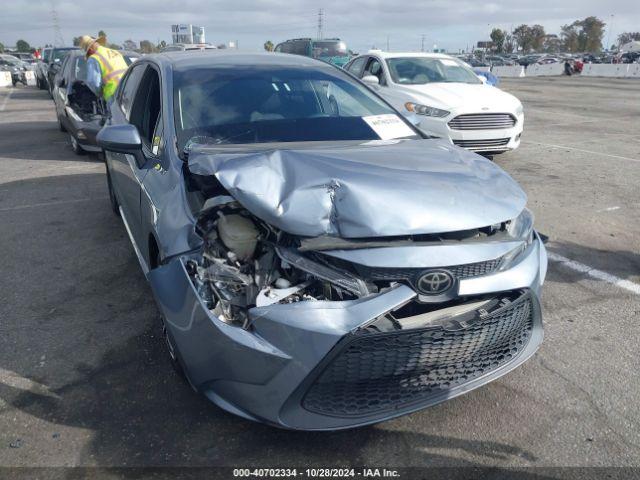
xmin=302 ymin=292 xmax=534 ymax=417
xmin=452 ymin=138 xmax=511 ymax=150
xmin=448 ymin=113 xmax=516 ymax=130
xmin=356 ymin=257 xmax=502 ymax=283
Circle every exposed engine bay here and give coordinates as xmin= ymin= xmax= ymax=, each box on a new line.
xmin=68 ymin=80 xmax=104 ymax=122
xmin=186 ymin=197 xmax=369 ymax=329
xmin=184 ymin=192 xmax=528 ymax=333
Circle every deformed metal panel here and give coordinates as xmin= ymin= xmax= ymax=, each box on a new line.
xmin=188 ymin=139 xmax=526 ymax=238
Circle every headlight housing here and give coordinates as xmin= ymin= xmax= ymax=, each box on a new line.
xmin=507 ymin=207 xmax=534 ymax=243
xmin=499 ymin=208 xmax=535 ymax=271
xmin=405 ymin=102 xmax=450 ymax=118
xmin=515 ymin=103 xmax=524 ymax=116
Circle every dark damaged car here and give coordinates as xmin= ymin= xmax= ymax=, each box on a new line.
xmin=97 ymin=52 xmax=548 ymax=430
xmin=53 ymin=50 xmax=141 ymax=154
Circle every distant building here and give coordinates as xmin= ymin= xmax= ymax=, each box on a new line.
xmin=171 ymin=24 xmax=205 ymax=44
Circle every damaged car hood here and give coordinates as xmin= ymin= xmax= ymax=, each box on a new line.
xmin=188 ymin=139 xmax=527 ymax=238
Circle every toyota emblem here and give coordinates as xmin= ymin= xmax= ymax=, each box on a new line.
xmin=416 ymin=270 xmax=454 ymax=295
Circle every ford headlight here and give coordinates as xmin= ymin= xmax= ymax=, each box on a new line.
xmin=515 ymin=103 xmax=524 ymax=116
xmin=405 ymin=102 xmax=450 ymax=118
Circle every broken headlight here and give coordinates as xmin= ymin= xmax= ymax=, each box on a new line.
xmin=507 ymin=208 xmax=534 ymax=243
xmin=499 ymin=208 xmax=535 ymax=271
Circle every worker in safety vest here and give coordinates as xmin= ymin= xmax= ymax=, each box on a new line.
xmin=79 ymin=35 xmax=128 ymax=102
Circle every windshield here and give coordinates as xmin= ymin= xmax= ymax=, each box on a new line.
xmin=312 ymin=41 xmax=348 ymax=57
xmin=173 ymin=65 xmax=419 ymax=151
xmin=73 ymin=57 xmax=88 ymax=80
xmin=52 ymin=49 xmax=76 ymax=63
xmin=386 ymin=57 xmax=481 ymax=85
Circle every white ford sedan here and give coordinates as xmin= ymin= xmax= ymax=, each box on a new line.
xmin=345 ymin=51 xmax=524 ymax=155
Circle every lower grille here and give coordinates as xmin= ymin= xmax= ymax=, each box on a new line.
xmin=452 ymin=138 xmax=511 ymax=150
xmin=302 ymin=292 xmax=534 ymax=417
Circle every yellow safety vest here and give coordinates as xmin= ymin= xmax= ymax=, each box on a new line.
xmin=90 ymin=45 xmax=128 ymax=101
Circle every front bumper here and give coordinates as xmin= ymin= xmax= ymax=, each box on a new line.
xmin=149 ymin=236 xmax=546 ymax=430
xmin=65 ymin=106 xmax=102 ymax=152
xmin=419 ymin=112 xmax=524 ymax=154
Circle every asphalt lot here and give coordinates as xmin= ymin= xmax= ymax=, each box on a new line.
xmin=0 ymin=77 xmax=639 ymax=472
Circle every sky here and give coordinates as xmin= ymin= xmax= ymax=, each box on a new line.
xmin=1 ymin=0 xmax=638 ymax=53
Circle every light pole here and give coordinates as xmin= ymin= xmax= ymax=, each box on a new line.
xmin=606 ymin=14 xmax=614 ymax=51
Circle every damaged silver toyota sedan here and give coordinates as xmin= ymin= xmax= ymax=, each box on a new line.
xmin=97 ymin=51 xmax=547 ymax=430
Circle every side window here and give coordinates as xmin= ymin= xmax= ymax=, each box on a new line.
xmin=129 ymin=67 xmax=161 ymax=155
xmin=346 ymin=57 xmax=367 ymax=77
xmin=279 ymin=43 xmax=291 ymax=54
xmin=60 ymin=56 xmax=72 ymax=80
xmin=274 ymin=44 xmax=283 ymax=53
xmin=364 ymin=57 xmax=386 ymax=85
xmin=291 ymin=41 xmax=308 ymax=56
xmin=118 ymin=64 xmax=147 ymax=119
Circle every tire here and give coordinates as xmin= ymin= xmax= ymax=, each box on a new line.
xmin=57 ymin=114 xmax=66 ymax=132
xmin=106 ymin=168 xmax=120 ymax=217
xmin=69 ymin=134 xmax=84 ymax=155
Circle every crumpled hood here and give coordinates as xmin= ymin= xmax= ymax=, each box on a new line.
xmin=188 ymin=139 xmax=527 ymax=238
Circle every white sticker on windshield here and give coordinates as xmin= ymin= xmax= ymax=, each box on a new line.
xmin=440 ymin=59 xmax=459 ymax=67
xmin=362 ymin=114 xmax=415 ymax=140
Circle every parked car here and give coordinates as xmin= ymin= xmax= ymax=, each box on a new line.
xmin=485 ymin=55 xmax=514 ymax=66
xmin=345 ymin=51 xmax=524 ymax=155
xmin=582 ymin=53 xmax=601 ymax=64
xmin=275 ymin=38 xmax=352 ymax=67
xmin=7 ymin=52 xmax=37 ymax=64
xmin=96 ymin=51 xmax=547 ymax=430
xmin=0 ymin=54 xmax=29 ymax=86
xmin=35 ymin=47 xmax=53 ymax=89
xmin=464 ymin=57 xmax=490 ymax=68
xmin=518 ymin=54 xmax=543 ymax=67
xmin=160 ymin=43 xmax=217 ymax=52
xmin=46 ymin=47 xmax=79 ymax=95
xmin=620 ymin=52 xmax=640 ymax=63
xmin=53 ymin=50 xmax=140 ymax=154
xmin=536 ymin=56 xmax=560 ymax=64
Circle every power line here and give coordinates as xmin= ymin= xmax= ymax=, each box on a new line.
xmin=49 ymin=0 xmax=65 ymax=47
xmin=317 ymin=8 xmax=324 ymax=40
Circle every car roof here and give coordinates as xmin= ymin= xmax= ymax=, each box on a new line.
xmin=153 ymin=51 xmax=330 ymax=70
xmin=360 ymin=51 xmax=456 ymax=60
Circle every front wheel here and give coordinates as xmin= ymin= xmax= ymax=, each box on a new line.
xmin=57 ymin=114 xmax=66 ymax=132
xmin=69 ymin=134 xmax=84 ymax=155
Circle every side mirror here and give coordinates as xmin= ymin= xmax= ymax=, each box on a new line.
xmin=477 ymin=74 xmax=487 ymax=84
xmin=97 ymin=124 xmax=145 ymax=167
xmin=362 ymin=75 xmax=380 ymax=86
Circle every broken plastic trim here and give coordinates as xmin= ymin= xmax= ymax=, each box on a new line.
xmin=276 ymin=247 xmax=370 ymax=297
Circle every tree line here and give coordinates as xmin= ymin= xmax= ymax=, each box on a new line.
xmin=489 ymin=17 xmax=635 ymax=54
